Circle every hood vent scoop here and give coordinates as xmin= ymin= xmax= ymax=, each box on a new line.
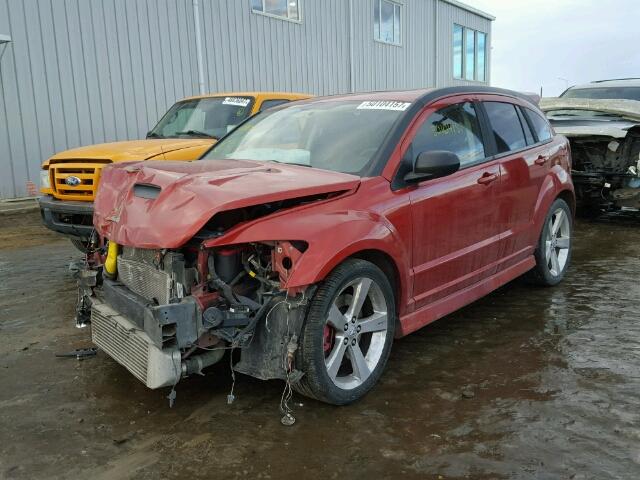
xmin=134 ymin=183 xmax=161 ymax=200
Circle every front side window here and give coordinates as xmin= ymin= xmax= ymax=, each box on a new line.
xmin=525 ymin=108 xmax=553 ymax=142
xmin=149 ymin=97 xmax=253 ymax=140
xmin=484 ymin=102 xmax=527 ymax=153
xmin=374 ymin=0 xmax=401 ymax=45
xmin=411 ymin=102 xmax=486 ymax=167
xmin=251 ymin=0 xmax=300 ymax=21
xmin=204 ymin=100 xmax=409 ymax=176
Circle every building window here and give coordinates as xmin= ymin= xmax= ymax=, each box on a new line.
xmin=476 ymin=31 xmax=486 ymax=82
xmin=374 ymin=0 xmax=401 ymax=45
xmin=453 ymin=25 xmax=463 ymax=79
xmin=464 ymin=28 xmax=475 ymax=80
xmin=453 ymin=24 xmax=487 ymax=82
xmin=251 ymin=0 xmax=300 ymax=22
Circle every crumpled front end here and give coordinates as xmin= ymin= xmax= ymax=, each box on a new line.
xmin=83 ymin=158 xmax=360 ymax=391
xmin=541 ymin=98 xmax=640 ymax=212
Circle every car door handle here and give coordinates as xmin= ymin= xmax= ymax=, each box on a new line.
xmin=477 ymin=172 xmax=498 ymax=185
xmin=534 ymin=155 xmax=547 ymax=166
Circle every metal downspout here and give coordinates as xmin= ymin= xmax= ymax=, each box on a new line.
xmin=348 ymin=0 xmax=355 ymax=93
xmin=192 ymin=0 xmax=206 ymax=95
xmin=434 ymin=0 xmax=439 ymax=87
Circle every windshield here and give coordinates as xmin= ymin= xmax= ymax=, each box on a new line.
xmin=148 ymin=96 xmax=254 ymax=139
xmin=202 ymin=100 xmax=410 ymax=175
xmin=561 ymin=87 xmax=640 ymax=101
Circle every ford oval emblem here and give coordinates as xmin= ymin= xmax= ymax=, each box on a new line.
xmin=65 ymin=175 xmax=82 ymax=186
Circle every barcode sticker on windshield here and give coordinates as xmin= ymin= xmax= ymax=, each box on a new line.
xmin=223 ymin=97 xmax=251 ymax=107
xmin=357 ymin=101 xmax=411 ymax=111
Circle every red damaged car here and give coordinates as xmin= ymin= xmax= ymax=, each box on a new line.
xmin=85 ymin=87 xmax=574 ymax=405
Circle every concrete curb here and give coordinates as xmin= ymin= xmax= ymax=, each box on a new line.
xmin=0 ymin=199 xmax=40 ymax=217
xmin=0 ymin=205 xmax=40 ymax=216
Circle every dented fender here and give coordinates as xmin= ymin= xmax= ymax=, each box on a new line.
xmin=204 ymin=208 xmax=410 ymax=305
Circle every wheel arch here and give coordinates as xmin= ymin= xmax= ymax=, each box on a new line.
xmin=350 ymin=249 xmax=402 ymax=325
xmin=556 ymin=188 xmax=576 ymax=217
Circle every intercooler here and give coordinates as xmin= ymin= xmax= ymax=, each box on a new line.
xmin=91 ymin=301 xmax=182 ymax=389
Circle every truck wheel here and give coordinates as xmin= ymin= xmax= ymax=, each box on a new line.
xmin=294 ymin=259 xmax=395 ymax=405
xmin=70 ymin=238 xmax=89 ymax=253
xmin=528 ymin=198 xmax=572 ymax=286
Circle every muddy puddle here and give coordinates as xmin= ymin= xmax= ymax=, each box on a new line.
xmin=1 ymin=214 xmax=639 ymax=479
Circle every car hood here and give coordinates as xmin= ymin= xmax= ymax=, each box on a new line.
xmin=44 ymin=139 xmax=214 ymax=165
xmin=93 ymin=159 xmax=361 ymax=248
xmin=540 ymin=98 xmax=640 ymax=138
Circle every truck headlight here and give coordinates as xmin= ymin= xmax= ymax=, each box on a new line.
xmin=40 ymin=170 xmax=51 ymax=189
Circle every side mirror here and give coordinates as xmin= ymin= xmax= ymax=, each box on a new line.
xmin=404 ymin=150 xmax=460 ymax=183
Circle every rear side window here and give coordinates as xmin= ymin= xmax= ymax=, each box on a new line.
xmin=525 ymin=108 xmax=553 ymax=142
xmin=412 ymin=102 xmax=485 ymax=167
xmin=484 ymin=102 xmax=527 ymax=154
xmin=259 ymin=99 xmax=290 ymax=112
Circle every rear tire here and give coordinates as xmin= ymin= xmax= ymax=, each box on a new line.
xmin=294 ymin=259 xmax=396 ymax=405
xmin=528 ymin=198 xmax=572 ymax=286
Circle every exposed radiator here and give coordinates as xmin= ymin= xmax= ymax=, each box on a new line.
xmin=117 ymin=251 xmax=173 ymax=305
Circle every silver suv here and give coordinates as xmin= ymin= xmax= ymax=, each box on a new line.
xmin=560 ymin=78 xmax=640 ymax=101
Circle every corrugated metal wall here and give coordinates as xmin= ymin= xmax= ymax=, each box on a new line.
xmin=0 ymin=0 xmax=491 ymax=199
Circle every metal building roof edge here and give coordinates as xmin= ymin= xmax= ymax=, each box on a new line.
xmin=440 ymin=0 xmax=496 ymax=21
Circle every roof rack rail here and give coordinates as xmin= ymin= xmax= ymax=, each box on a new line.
xmin=591 ymin=78 xmax=640 ymax=83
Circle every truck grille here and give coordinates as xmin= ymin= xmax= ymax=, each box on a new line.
xmin=118 ymin=247 xmax=173 ymax=304
xmin=91 ymin=305 xmax=149 ymax=384
xmin=50 ymin=160 xmax=111 ymax=201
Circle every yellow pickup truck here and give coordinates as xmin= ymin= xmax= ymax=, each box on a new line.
xmin=39 ymin=91 xmax=310 ymax=251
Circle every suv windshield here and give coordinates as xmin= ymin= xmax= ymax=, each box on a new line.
xmin=561 ymin=87 xmax=640 ymax=101
xmin=202 ymin=100 xmax=409 ymax=176
xmin=148 ymin=96 xmax=254 ymax=139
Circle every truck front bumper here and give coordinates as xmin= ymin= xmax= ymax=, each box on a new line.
xmin=38 ymin=195 xmax=94 ymax=239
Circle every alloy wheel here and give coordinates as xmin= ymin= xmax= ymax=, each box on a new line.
xmin=322 ymin=277 xmax=388 ymax=390
xmin=545 ymin=207 xmax=571 ymax=277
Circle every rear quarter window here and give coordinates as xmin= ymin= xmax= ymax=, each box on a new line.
xmin=484 ymin=102 xmax=527 ymax=154
xmin=259 ymin=99 xmax=290 ymax=112
xmin=525 ymin=108 xmax=553 ymax=142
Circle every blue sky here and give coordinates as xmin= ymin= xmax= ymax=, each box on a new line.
xmin=464 ymin=0 xmax=640 ymax=96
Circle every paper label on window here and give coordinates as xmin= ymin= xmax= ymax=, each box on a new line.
xmin=357 ymin=101 xmax=411 ymax=111
xmin=222 ymin=97 xmax=251 ymax=107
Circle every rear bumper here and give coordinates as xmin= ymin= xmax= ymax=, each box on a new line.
xmin=38 ymin=195 xmax=94 ymax=239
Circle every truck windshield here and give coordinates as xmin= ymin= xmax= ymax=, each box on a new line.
xmin=561 ymin=87 xmax=640 ymax=101
xmin=148 ymin=96 xmax=254 ymax=140
xmin=202 ymin=100 xmax=409 ymax=176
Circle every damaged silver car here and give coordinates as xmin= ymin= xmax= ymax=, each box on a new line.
xmin=540 ymin=79 xmax=640 ymax=213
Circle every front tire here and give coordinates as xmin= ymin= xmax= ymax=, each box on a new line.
xmin=294 ymin=259 xmax=396 ymax=405
xmin=528 ymin=198 xmax=573 ymax=286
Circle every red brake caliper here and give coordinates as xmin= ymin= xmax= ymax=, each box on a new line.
xmin=323 ymin=325 xmax=335 ymax=354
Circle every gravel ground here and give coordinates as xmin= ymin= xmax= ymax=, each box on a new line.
xmin=1 ymin=211 xmax=639 ymax=480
